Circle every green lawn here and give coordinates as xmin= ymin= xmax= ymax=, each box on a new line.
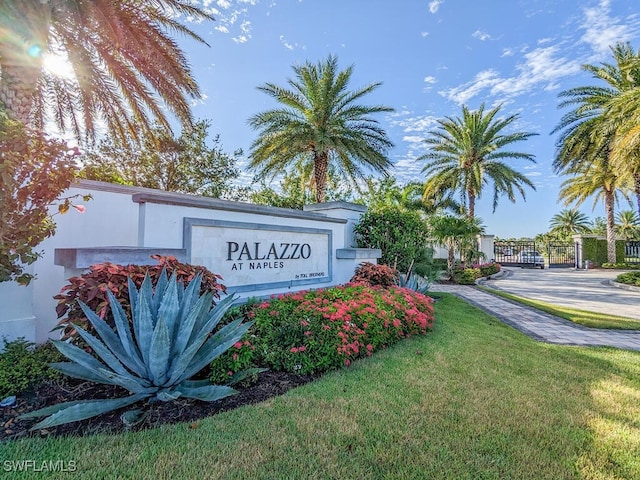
xmin=1 ymin=293 xmax=639 ymax=479
xmin=478 ymin=285 xmax=640 ymax=330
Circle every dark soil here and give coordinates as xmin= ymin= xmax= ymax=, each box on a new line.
xmin=0 ymin=370 xmax=316 ymax=441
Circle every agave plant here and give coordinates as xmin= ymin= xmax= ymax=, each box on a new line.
xmin=398 ymin=272 xmax=432 ymax=295
xmin=21 ymin=270 xmax=252 ymax=430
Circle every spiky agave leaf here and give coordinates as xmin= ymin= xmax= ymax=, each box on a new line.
xmin=25 ymin=394 xmax=147 ymax=431
xmin=21 ymin=270 xmax=249 ymax=429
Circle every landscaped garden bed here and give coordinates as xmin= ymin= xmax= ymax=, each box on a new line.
xmin=1 ymin=261 xmax=434 ymax=441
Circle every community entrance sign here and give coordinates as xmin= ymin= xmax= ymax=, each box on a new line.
xmin=185 ymin=218 xmax=332 ymax=291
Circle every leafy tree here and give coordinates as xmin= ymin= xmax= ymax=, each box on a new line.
xmin=353 ymin=208 xmax=432 ymax=276
xmin=590 ymin=217 xmax=608 ymax=237
xmin=549 ymin=209 xmax=592 ymax=239
xmin=616 ymin=210 xmax=640 ymax=240
xmin=0 ymin=109 xmax=83 ymax=285
xmin=419 ymin=103 xmax=537 ymax=218
xmin=0 ymin=0 xmax=212 ymax=142
xmin=427 ymin=215 xmax=484 ymax=276
xmin=248 ymin=54 xmax=394 ymax=203
xmin=80 ymin=121 xmax=247 ymax=200
xmin=249 ymin=160 xmax=354 ymax=209
xmin=358 ymin=177 xmax=462 ymax=215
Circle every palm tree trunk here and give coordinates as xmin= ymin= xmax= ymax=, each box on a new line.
xmin=605 ymin=189 xmax=617 ymax=264
xmin=0 ymin=3 xmax=50 ymax=125
xmin=635 ymin=173 xmax=640 ymax=219
xmin=0 ymin=62 xmax=41 ymax=125
xmin=467 ymin=191 xmax=475 ymax=219
xmin=314 ymin=151 xmax=328 ymax=203
xmin=447 ymin=241 xmax=455 ymax=276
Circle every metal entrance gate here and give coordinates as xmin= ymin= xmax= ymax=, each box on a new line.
xmin=625 ymin=241 xmax=640 ymax=264
xmin=494 ymin=241 xmax=576 ymax=268
xmin=547 ymin=242 xmax=576 ymax=268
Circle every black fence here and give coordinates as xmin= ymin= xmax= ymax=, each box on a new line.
xmin=494 ymin=241 xmax=576 ymax=269
xmin=625 ymin=241 xmax=640 ymax=264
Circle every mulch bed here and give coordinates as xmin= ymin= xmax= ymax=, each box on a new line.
xmin=1 ymin=370 xmax=316 ymax=441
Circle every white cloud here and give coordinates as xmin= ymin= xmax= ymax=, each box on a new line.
xmin=580 ymin=0 xmax=640 ymax=59
xmin=439 ymin=44 xmax=581 ymax=104
xmin=439 ymin=69 xmax=501 ymax=104
xmin=233 ymin=35 xmax=249 ymax=43
xmin=421 ymin=31 xmax=430 ymax=38
xmin=217 ymin=0 xmax=231 ymax=8
xmin=429 ymin=0 xmax=443 ymax=14
xmin=501 ymin=48 xmax=514 ymax=57
xmin=279 ymin=34 xmax=305 ymax=51
xmin=472 ymin=30 xmax=491 ymax=41
xmin=423 ymin=76 xmax=437 ymax=84
xmin=239 ymin=20 xmax=251 ymax=33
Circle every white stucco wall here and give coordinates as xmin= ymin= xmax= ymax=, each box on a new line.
xmin=0 ymin=181 xmax=378 ymax=345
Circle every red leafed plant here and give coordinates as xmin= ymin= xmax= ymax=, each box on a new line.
xmin=54 ymin=255 xmax=226 ymax=341
xmin=350 ymin=262 xmax=399 ymax=287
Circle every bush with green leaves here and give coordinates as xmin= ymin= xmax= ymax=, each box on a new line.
xmin=602 ymin=263 xmax=640 ymax=270
xmin=208 ymin=339 xmax=256 ymax=385
xmin=0 ymin=338 xmax=63 ymax=398
xmin=21 ymin=270 xmax=254 ymax=431
xmin=249 ymin=285 xmax=434 ymax=375
xmin=353 ymin=207 xmax=432 ymax=275
xmin=452 ymin=268 xmax=481 ymax=285
xmin=615 ymin=271 xmax=640 ymax=286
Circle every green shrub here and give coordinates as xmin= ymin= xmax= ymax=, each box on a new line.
xmin=452 ymin=268 xmax=481 ymax=285
xmin=0 ymin=338 xmax=63 ymax=398
xmin=54 ymin=255 xmax=226 ymax=342
xmin=615 ymin=271 xmax=640 ymax=286
xmin=249 ymin=285 xmax=434 ymax=375
xmin=602 ymin=263 xmax=640 ymax=270
xmin=209 ymin=339 xmax=256 ymax=384
xmin=353 ymin=207 xmax=432 ymax=273
xmin=479 ymin=262 xmax=501 ymax=277
xmin=350 ymin=262 xmax=399 ymax=287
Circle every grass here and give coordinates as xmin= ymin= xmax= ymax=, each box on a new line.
xmin=477 ymin=285 xmax=640 ymax=330
xmin=2 ymin=293 xmax=639 ymax=479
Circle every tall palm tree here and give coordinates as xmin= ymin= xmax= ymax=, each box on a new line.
xmin=419 ymin=103 xmax=537 ymax=219
xmin=0 ymin=0 xmax=212 ymax=142
xmin=549 ymin=208 xmax=592 ymax=238
xmin=554 ymin=42 xmax=640 ymax=216
xmin=616 ymin=210 xmax=640 ymax=240
xmin=248 ymin=55 xmax=394 ymax=203
xmin=557 ymin=158 xmax=627 ymax=263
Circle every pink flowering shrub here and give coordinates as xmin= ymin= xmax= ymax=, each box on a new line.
xmin=208 ymin=339 xmax=256 ymax=384
xmin=250 ymin=284 xmax=434 ymax=374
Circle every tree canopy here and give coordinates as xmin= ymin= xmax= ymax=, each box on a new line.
xmin=248 ymin=54 xmax=394 ymax=203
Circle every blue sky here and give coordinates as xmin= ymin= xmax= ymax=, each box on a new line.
xmin=179 ymin=0 xmax=640 ymax=238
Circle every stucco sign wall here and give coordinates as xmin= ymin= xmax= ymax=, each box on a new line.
xmin=185 ymin=218 xmax=332 ymax=292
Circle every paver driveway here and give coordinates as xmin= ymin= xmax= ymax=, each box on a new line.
xmin=431 ymin=268 xmax=640 ymax=351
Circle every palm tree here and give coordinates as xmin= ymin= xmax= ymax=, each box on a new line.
xmin=419 ymin=103 xmax=537 ymax=219
xmin=0 ymin=1 xmax=211 ymax=142
xmin=555 ymin=42 xmax=640 ymax=216
xmin=248 ymin=55 xmax=394 ymax=203
xmin=427 ymin=214 xmax=484 ymax=276
xmin=616 ymin=210 xmax=640 ymax=240
xmin=557 ymin=158 xmax=627 ymax=263
xmin=549 ymin=208 xmax=592 ymax=238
